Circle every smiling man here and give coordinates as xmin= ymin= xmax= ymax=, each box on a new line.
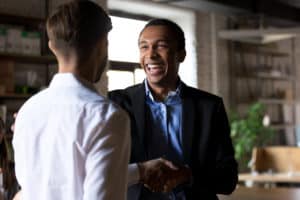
xmin=138 ymin=24 xmax=186 ymax=101
xmin=109 ymin=19 xmax=238 ymax=200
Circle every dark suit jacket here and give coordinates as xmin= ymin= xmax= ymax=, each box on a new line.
xmin=108 ymin=82 xmax=238 ymax=200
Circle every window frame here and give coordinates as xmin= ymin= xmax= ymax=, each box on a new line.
xmin=108 ymin=10 xmax=151 ymax=71
xmin=109 ymin=60 xmax=140 ymax=72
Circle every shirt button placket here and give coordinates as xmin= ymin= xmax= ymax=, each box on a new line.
xmin=162 ymin=104 xmax=167 ymax=133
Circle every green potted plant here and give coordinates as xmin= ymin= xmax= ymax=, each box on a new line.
xmin=229 ymin=102 xmax=274 ymax=172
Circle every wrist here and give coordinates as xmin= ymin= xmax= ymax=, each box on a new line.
xmin=137 ymin=162 xmax=145 ymax=183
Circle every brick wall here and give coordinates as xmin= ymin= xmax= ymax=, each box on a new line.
xmin=215 ymin=14 xmax=230 ymax=108
xmin=196 ymin=11 xmax=230 ymax=108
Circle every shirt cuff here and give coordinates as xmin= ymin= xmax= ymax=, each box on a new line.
xmin=128 ymin=163 xmax=140 ymax=187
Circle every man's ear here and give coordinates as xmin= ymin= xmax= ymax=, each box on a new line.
xmin=48 ymin=40 xmax=55 ymax=53
xmin=178 ymin=49 xmax=186 ymax=63
xmin=48 ymin=40 xmax=60 ymax=58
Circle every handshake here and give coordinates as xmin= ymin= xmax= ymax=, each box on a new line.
xmin=138 ymin=158 xmax=192 ymax=193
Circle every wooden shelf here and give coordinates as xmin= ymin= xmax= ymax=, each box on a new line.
xmin=0 ymin=93 xmax=31 ymax=99
xmin=0 ymin=52 xmax=57 ymax=64
xmin=0 ymin=13 xmax=44 ymax=28
xmin=230 ymin=40 xmax=296 ymax=146
xmin=237 ymin=99 xmax=295 ymax=105
xmin=259 ymin=98 xmax=295 ymax=105
xmin=256 ymin=73 xmax=294 ymax=81
xmin=240 ymin=50 xmax=289 ymax=57
xmin=237 ymin=73 xmax=295 ymax=81
xmin=270 ymin=123 xmax=295 ymax=130
xmin=109 ymin=60 xmax=140 ymax=71
xmin=235 ymin=47 xmax=290 ymax=57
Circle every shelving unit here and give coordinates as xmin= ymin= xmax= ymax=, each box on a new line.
xmin=230 ymin=41 xmax=297 ymax=145
xmin=0 ymin=6 xmax=53 ymax=199
xmin=0 ymin=52 xmax=56 ymax=64
xmin=0 ymin=13 xmax=57 ymax=129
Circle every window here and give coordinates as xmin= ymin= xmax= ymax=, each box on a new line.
xmin=108 ymin=16 xmax=146 ymax=62
xmin=107 ymin=68 xmax=145 ymax=91
xmin=107 ymin=15 xmax=148 ymax=91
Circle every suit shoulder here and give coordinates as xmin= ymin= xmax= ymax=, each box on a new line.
xmin=108 ymin=84 xmax=143 ymax=99
xmin=183 ymin=85 xmax=222 ymax=102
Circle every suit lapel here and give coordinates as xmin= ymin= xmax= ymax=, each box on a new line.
xmin=131 ymin=84 xmax=147 ymax=160
xmin=130 ymin=82 xmax=195 ymax=163
xmin=181 ymin=86 xmax=195 ymax=165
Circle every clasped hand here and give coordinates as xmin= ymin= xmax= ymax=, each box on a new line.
xmin=138 ymin=158 xmax=192 ymax=193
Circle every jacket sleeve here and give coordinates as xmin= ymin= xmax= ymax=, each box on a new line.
xmin=190 ymin=98 xmax=238 ymax=198
xmin=211 ymin=99 xmax=238 ymax=194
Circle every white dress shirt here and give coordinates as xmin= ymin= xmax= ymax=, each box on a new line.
xmin=13 ymin=73 xmax=131 ymax=200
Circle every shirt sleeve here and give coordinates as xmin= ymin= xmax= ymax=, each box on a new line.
xmin=128 ymin=163 xmax=140 ymax=186
xmin=12 ymin=109 xmax=26 ymax=189
xmin=83 ymin=107 xmax=131 ymax=200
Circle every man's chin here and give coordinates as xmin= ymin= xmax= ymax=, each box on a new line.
xmin=147 ymin=78 xmax=164 ymax=86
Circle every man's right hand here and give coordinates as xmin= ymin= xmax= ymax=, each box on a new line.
xmin=138 ymin=158 xmax=192 ymax=193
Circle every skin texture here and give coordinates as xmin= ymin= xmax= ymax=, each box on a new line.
xmin=138 ymin=158 xmax=191 ymax=193
xmin=48 ymin=35 xmax=108 ymax=84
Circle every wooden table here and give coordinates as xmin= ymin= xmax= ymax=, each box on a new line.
xmin=218 ymin=186 xmax=300 ymax=200
xmin=239 ymin=172 xmax=300 ymax=184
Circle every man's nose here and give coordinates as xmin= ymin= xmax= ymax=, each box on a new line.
xmin=148 ymin=47 xmax=158 ymax=59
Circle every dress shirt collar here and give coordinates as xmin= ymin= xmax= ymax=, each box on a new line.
xmin=144 ymin=78 xmax=182 ymax=103
xmin=49 ymin=73 xmax=98 ymax=93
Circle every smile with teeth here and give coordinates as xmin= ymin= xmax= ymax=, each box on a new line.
xmin=146 ymin=63 xmax=163 ymax=70
xmin=146 ymin=64 xmax=164 ymax=75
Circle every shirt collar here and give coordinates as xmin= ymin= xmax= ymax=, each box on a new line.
xmin=49 ymin=73 xmax=98 ymax=93
xmin=144 ymin=78 xmax=182 ymax=103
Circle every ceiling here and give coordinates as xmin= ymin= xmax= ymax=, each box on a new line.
xmin=149 ymin=0 xmax=300 ymax=27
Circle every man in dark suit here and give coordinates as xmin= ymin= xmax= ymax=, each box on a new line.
xmin=109 ymin=19 xmax=238 ymax=200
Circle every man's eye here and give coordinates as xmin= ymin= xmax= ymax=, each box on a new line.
xmin=158 ymin=44 xmax=168 ymax=48
xmin=139 ymin=45 xmax=148 ymax=50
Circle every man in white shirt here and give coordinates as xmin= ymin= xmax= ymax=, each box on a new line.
xmin=12 ymin=1 xmax=131 ymax=200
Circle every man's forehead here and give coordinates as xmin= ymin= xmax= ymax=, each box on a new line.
xmin=139 ymin=26 xmax=175 ymax=42
xmin=141 ymin=25 xmax=173 ymax=35
xmin=139 ymin=37 xmax=171 ymax=43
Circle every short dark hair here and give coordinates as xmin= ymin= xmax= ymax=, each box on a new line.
xmin=140 ymin=18 xmax=185 ymax=51
xmin=46 ymin=0 xmax=112 ymax=56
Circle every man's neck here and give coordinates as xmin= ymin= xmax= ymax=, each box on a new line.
xmin=57 ymin=57 xmax=95 ymax=83
xmin=147 ymin=81 xmax=178 ymax=102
